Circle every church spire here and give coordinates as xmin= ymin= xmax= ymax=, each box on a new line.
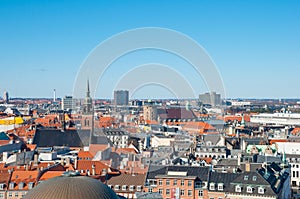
xmin=86 ymin=79 xmax=90 ymax=98
xmin=83 ymin=79 xmax=92 ymax=114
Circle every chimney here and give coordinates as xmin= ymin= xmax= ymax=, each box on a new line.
xmin=60 ymin=158 xmax=64 ymax=165
xmin=66 ymin=157 xmax=70 ymax=166
xmin=33 ymin=154 xmax=39 ymax=166
xmin=102 ymin=168 xmax=107 ymax=176
xmin=245 ymin=162 xmax=250 ymax=172
xmin=74 ymin=158 xmax=78 ymax=170
xmin=2 ymin=152 xmax=8 ymax=163
xmin=92 ymin=164 xmax=95 ymax=176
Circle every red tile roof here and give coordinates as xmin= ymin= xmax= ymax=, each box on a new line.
xmin=78 ymin=151 xmax=93 ymax=160
xmin=9 ymin=170 xmax=39 ymax=190
xmin=77 ymin=160 xmax=119 ymax=175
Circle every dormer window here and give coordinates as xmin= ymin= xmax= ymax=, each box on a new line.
xmin=122 ymin=185 xmax=127 ymax=191
xmin=18 ymin=182 xmax=24 ymax=189
xmin=129 ymin=185 xmax=135 ymax=191
xmin=114 ymin=185 xmax=120 ymax=190
xmin=247 ymin=186 xmax=253 ymax=193
xmin=258 ymin=187 xmax=265 ymax=194
xmin=235 ymin=185 xmax=241 ymax=192
xmin=209 ymin=182 xmax=215 ymax=190
xmin=0 ymin=183 xmax=5 ymax=190
xmin=244 ymin=175 xmax=248 ymax=180
xmin=252 ymin=176 xmax=257 ymax=181
xmin=28 ymin=182 xmax=34 ymax=190
xmin=9 ymin=182 xmax=14 ymax=189
xmin=137 ymin=185 xmax=142 ymax=192
xmin=218 ymin=183 xmax=224 ymax=191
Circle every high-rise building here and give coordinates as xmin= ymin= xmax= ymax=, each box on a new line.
xmin=62 ymin=96 xmax=74 ymax=110
xmin=114 ymin=90 xmax=129 ymax=106
xmin=143 ymin=105 xmax=158 ymax=122
xmin=199 ymin=91 xmax=221 ymax=106
xmin=3 ymin=90 xmax=9 ymax=104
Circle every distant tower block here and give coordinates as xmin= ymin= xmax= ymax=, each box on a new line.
xmin=3 ymin=90 xmax=9 ymax=104
xmin=114 ymin=90 xmax=129 ymax=105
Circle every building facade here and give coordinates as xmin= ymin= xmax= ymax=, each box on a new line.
xmin=143 ymin=105 xmax=158 ymax=122
xmin=62 ymin=96 xmax=74 ymax=110
xmin=114 ymin=90 xmax=129 ymax=106
xmin=199 ymin=92 xmax=221 ymax=107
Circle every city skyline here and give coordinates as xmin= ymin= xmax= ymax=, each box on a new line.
xmin=1 ymin=1 xmax=300 ymax=99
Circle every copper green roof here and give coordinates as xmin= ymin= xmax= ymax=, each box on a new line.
xmin=24 ymin=175 xmax=119 ymax=199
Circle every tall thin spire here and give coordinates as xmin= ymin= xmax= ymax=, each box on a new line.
xmin=86 ymin=79 xmax=90 ymax=98
xmin=84 ymin=79 xmax=92 ymax=114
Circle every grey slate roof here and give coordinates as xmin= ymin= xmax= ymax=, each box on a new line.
xmin=228 ymin=171 xmax=277 ymax=197
xmin=209 ymin=172 xmax=239 ymax=192
xmin=33 ymin=128 xmax=90 ymax=147
xmin=146 ymin=165 xmax=209 ymax=181
xmin=0 ymin=142 xmax=26 ymax=154
xmin=33 ymin=128 xmax=115 ymax=148
xmin=203 ymin=134 xmax=221 ymax=145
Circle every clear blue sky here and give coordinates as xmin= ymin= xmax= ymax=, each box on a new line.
xmin=0 ymin=0 xmax=299 ymax=99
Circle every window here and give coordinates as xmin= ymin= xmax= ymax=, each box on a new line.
xmin=108 ymin=185 xmax=112 ymax=189
xmin=28 ymin=182 xmax=34 ymax=190
xmin=18 ymin=182 xmax=24 ymax=189
xmin=188 ymin=180 xmax=192 ymax=186
xmin=122 ymin=185 xmax=127 ymax=191
xmin=159 ymin=189 xmax=163 ymax=194
xmin=9 ymin=182 xmax=14 ymax=190
xmin=159 ymin=180 xmax=163 ymax=186
xmin=181 ymin=180 xmax=184 ymax=186
xmin=15 ymin=192 xmax=19 ymax=197
xmin=244 ymin=175 xmax=248 ymax=180
xmin=218 ymin=183 xmax=223 ymax=191
xmin=199 ymin=190 xmax=203 ymax=196
xmin=235 ymin=185 xmax=241 ymax=192
xmin=129 ymin=185 xmax=134 ymax=191
xmin=188 ymin=190 xmax=192 ymax=196
xmin=114 ymin=185 xmax=120 ymax=190
xmin=22 ymin=192 xmax=26 ymax=197
xmin=173 ymin=179 xmax=177 ymax=186
xmin=247 ymin=186 xmax=253 ymax=193
xmin=209 ymin=182 xmax=215 ymax=190
xmin=166 ymin=189 xmax=170 ymax=195
xmin=166 ymin=180 xmax=170 ymax=186
xmin=8 ymin=192 xmax=12 ymax=198
xmin=252 ymin=176 xmax=257 ymax=181
xmin=0 ymin=193 xmax=3 ymax=198
xmin=149 ymin=188 xmax=153 ymax=193
xmin=137 ymin=186 xmax=142 ymax=192
xmin=0 ymin=184 xmax=4 ymax=190
xmin=180 ymin=189 xmax=184 ymax=196
xmin=258 ymin=187 xmax=265 ymax=194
